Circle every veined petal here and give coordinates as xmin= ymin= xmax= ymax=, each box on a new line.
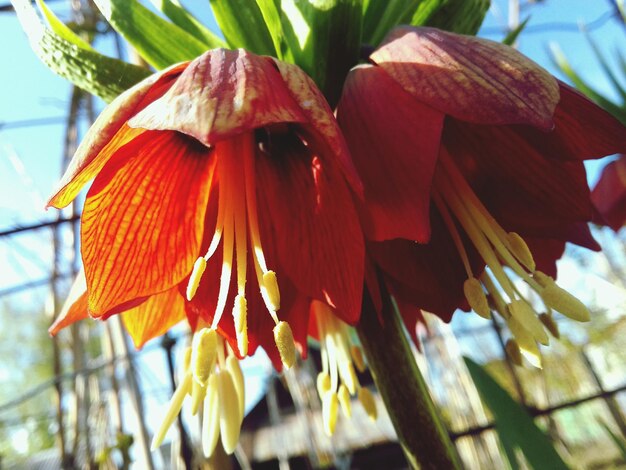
xmin=82 ymin=132 xmax=215 ymax=317
xmin=48 ymin=63 xmax=187 ymax=208
xmin=49 ymin=270 xmax=88 ymax=335
xmin=338 ymin=65 xmax=444 ymax=242
xmin=121 ymin=287 xmax=187 ymax=348
xmin=372 ymin=26 xmax=559 ymax=130
xmin=515 ymin=83 xmax=626 ymax=161
xmin=129 ymin=49 xmax=307 ymax=146
xmin=256 ymin=134 xmax=364 ymax=324
xmin=592 ymin=155 xmax=626 ymax=230
xmin=273 ymin=59 xmax=363 ymax=195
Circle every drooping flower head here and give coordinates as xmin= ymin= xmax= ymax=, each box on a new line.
xmin=338 ymin=26 xmax=626 ymax=363
xmin=48 ymin=48 xmax=365 ymax=454
xmin=592 ymin=154 xmax=626 ymax=230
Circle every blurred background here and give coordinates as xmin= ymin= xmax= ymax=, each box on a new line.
xmin=0 ymin=0 xmax=625 ymax=468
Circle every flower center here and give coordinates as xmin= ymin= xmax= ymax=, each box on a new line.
xmin=433 ymin=149 xmax=590 ymax=367
xmin=313 ymin=301 xmax=377 ymax=436
xmin=186 ymin=133 xmax=295 ymax=367
xmin=150 ymin=327 xmax=245 ymax=457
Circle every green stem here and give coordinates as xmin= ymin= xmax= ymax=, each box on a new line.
xmin=356 ymin=291 xmax=461 ymax=470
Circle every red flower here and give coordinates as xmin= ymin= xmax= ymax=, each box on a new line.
xmin=48 ymin=49 xmax=364 ymax=367
xmin=592 ymin=154 xmax=626 ymax=230
xmin=338 ymin=27 xmax=626 ymax=362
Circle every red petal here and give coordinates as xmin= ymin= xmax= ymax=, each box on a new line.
xmin=274 ymin=59 xmax=363 ymax=196
xmin=82 ymin=132 xmax=215 ymax=316
xmin=129 ymin=49 xmax=307 ymax=146
xmin=372 ymin=26 xmax=559 ymax=129
xmin=338 ymin=65 xmax=443 ymax=242
xmin=121 ymin=287 xmax=187 ymax=349
xmin=445 ymin=120 xmax=594 ymax=226
xmin=514 ymin=83 xmax=626 ymax=161
xmin=592 ymin=156 xmax=626 ymax=230
xmin=256 ymin=133 xmax=364 ymax=324
xmin=49 ymin=271 xmax=89 ymax=335
xmin=48 ymin=64 xmax=187 ymax=208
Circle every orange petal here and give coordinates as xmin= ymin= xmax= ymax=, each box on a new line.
xmin=372 ymin=26 xmax=559 ymax=130
xmin=82 ymin=131 xmax=215 ymax=317
xmin=121 ymin=287 xmax=187 ymax=348
xmin=49 ymin=270 xmax=89 ymax=335
xmin=129 ymin=49 xmax=307 ymax=146
xmin=592 ymin=155 xmax=626 ymax=230
xmin=48 ymin=63 xmax=188 ymax=209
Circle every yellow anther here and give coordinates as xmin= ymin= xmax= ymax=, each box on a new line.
xmin=539 ymin=313 xmax=560 ymax=339
xmin=339 ymin=361 xmax=358 ymax=396
xmin=337 ymin=384 xmax=352 ymax=418
xmin=322 ymin=391 xmax=339 ymax=436
xmin=507 ymin=317 xmax=541 ymax=368
xmin=202 ymin=374 xmax=220 ymax=458
xmin=192 ymin=328 xmax=218 ymax=386
xmin=358 ymin=387 xmax=378 ymax=420
xmin=508 ymin=300 xmax=549 ymax=345
xmin=233 ymin=295 xmax=248 ymax=356
xmin=541 ymin=283 xmax=590 ymax=322
xmin=262 ymin=270 xmax=281 ymax=311
xmin=317 ymin=372 xmax=331 ymax=399
xmin=218 ymin=369 xmax=242 ymax=454
xmin=505 ymin=339 xmax=523 ymax=366
xmin=151 ymin=373 xmax=193 ymax=450
xmin=226 ymin=355 xmax=245 ymax=420
xmin=507 ymin=232 xmax=536 ymax=271
xmin=190 ymin=379 xmax=207 ymax=416
xmin=186 ymin=257 xmax=207 ymax=301
xmin=273 ymin=321 xmax=296 ymax=369
xmin=350 ymin=345 xmax=366 ymax=373
xmin=533 ymin=271 xmax=552 ymax=288
xmin=463 ymin=278 xmax=491 ymax=319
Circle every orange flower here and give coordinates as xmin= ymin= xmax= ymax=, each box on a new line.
xmin=48 ymin=49 xmax=365 ymax=368
xmin=338 ymin=27 xmax=626 ymax=362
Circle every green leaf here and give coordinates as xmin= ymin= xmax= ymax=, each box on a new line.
xmin=419 ymin=0 xmax=490 ymax=35
xmin=36 ymin=0 xmax=94 ymax=51
xmin=94 ymin=0 xmax=209 ymax=69
xmin=279 ymin=0 xmax=362 ymax=107
xmin=210 ymin=0 xmax=276 ymax=55
xmin=464 ymin=357 xmax=569 ymax=470
xmin=13 ymin=0 xmax=150 ymax=103
xmin=256 ymin=0 xmax=290 ymax=60
xmin=599 ymin=420 xmax=626 ymax=460
xmin=503 ymin=16 xmax=530 ymax=46
xmin=584 ymin=30 xmax=626 ymax=105
xmin=148 ymin=0 xmax=226 ymax=48
xmin=362 ymin=0 xmax=421 ymax=46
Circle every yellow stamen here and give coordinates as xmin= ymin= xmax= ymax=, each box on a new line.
xmin=151 ymin=372 xmax=193 ymax=450
xmin=507 ymin=232 xmax=536 ymax=271
xmin=218 ymin=369 xmax=242 ymax=454
xmin=202 ymin=374 xmax=221 ymax=458
xmin=505 ymin=339 xmax=523 ymax=366
xmin=226 ymin=355 xmax=245 ymax=420
xmin=317 ymin=372 xmax=331 ymax=399
xmin=233 ymin=294 xmax=248 ymax=356
xmin=350 ymin=345 xmax=366 ymax=373
xmin=508 ymin=300 xmax=549 ymax=345
xmin=338 ymin=384 xmax=352 ymax=418
xmin=507 ymin=317 xmax=541 ymax=368
xmin=539 ymin=313 xmax=560 ymax=339
xmin=190 ymin=380 xmax=207 ymax=416
xmin=538 ymin=276 xmax=590 ymax=322
xmin=358 ymin=387 xmax=378 ymax=420
xmin=322 ymin=391 xmax=339 ymax=436
xmin=192 ymin=328 xmax=218 ymax=386
xmin=262 ymin=271 xmax=281 ymax=312
xmin=186 ymin=257 xmax=207 ymax=301
xmin=274 ymin=321 xmax=297 ymax=369
xmin=463 ymin=278 xmax=491 ymax=319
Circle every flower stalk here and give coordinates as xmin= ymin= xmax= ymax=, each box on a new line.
xmin=356 ymin=288 xmax=461 ymax=470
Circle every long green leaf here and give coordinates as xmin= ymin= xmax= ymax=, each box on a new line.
xmin=464 ymin=357 xmax=569 ymax=470
xmin=149 ymin=0 xmax=226 ymax=48
xmin=363 ymin=0 xmax=422 ymax=46
xmin=36 ymin=0 xmax=94 ymax=51
xmin=503 ymin=16 xmax=530 ymax=46
xmin=210 ymin=0 xmax=275 ymax=55
xmin=13 ymin=0 xmax=150 ymax=103
xmin=599 ymin=421 xmax=626 ymax=460
xmin=420 ymin=0 xmax=490 ymax=35
xmin=256 ymin=0 xmax=289 ymax=60
xmin=94 ymin=0 xmax=209 ymax=69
